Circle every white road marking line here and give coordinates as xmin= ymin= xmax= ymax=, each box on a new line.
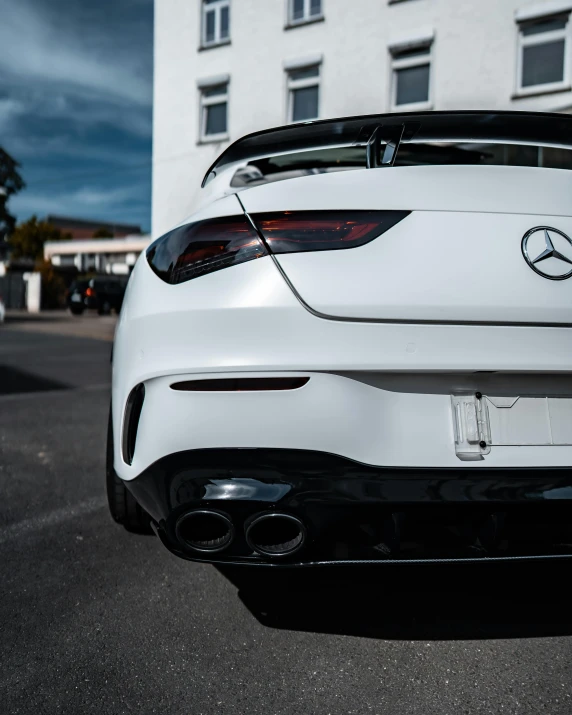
xmin=0 ymin=496 xmax=107 ymax=546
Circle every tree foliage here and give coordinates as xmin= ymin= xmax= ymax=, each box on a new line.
xmin=92 ymin=227 xmax=114 ymax=238
xmin=0 ymin=147 xmax=26 ymax=239
xmin=36 ymin=259 xmax=68 ymax=309
xmin=8 ymin=216 xmax=71 ymax=261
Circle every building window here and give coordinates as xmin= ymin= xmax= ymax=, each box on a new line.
xmin=287 ymin=65 xmax=320 ymax=121
xmin=289 ymin=0 xmax=322 ymax=25
xmin=517 ymin=14 xmax=569 ymax=93
xmin=202 ymin=0 xmax=230 ymax=47
xmin=390 ymin=44 xmax=432 ymax=109
xmin=200 ymin=83 xmax=228 ymax=141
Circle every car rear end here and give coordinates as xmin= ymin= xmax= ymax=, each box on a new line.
xmin=68 ymin=278 xmax=127 ymax=315
xmin=112 ymin=111 xmax=572 ymax=567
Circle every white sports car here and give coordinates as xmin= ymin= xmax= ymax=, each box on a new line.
xmin=107 ymin=111 xmax=572 ymax=566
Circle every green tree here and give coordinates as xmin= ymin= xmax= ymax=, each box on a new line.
xmin=36 ymin=259 xmax=68 ymax=309
xmin=92 ymin=227 xmax=114 ymax=238
xmin=0 ymin=147 xmax=26 ymax=240
xmin=8 ymin=216 xmax=70 ymax=261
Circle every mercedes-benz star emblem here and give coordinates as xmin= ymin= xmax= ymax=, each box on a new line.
xmin=521 ymin=226 xmax=572 ymax=281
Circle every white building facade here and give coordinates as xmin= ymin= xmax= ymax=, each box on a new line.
xmin=153 ymin=0 xmax=572 ymax=235
xmin=44 ymin=236 xmax=151 ymax=275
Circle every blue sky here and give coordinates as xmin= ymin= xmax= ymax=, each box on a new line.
xmin=0 ymin=0 xmax=153 ymax=232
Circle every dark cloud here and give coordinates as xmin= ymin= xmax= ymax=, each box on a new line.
xmin=1 ymin=0 xmax=153 ymax=231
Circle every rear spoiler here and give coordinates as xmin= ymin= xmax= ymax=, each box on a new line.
xmin=202 ymin=110 xmax=572 ymax=187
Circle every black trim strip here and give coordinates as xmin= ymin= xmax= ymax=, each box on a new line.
xmin=203 ymin=110 xmax=572 ymax=185
xmin=171 ymin=377 xmax=309 ymax=391
xmin=151 ymin=527 xmax=572 ymax=568
xmin=130 ymin=448 xmax=572 ymax=566
xmin=122 ymin=384 xmax=145 ymax=465
xmin=127 ymin=447 xmax=572 ymax=523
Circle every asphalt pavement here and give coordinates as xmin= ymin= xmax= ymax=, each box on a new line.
xmin=1 ymin=314 xmax=572 ymax=714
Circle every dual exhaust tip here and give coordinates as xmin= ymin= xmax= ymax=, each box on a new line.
xmin=175 ymin=510 xmax=306 ymax=558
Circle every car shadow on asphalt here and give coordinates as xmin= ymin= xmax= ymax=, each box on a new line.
xmin=0 ymin=365 xmax=70 ymax=395
xmin=217 ymin=561 xmax=572 ymax=640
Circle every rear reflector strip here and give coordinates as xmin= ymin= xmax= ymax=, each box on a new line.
xmin=171 ymin=377 xmax=310 ymax=392
xmin=251 ymin=210 xmax=410 ymax=254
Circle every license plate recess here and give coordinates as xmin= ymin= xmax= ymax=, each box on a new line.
xmin=451 ymin=393 xmax=572 ymax=461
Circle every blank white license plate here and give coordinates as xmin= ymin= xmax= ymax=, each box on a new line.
xmin=71 ymin=294 xmax=82 ymax=302
xmin=486 ymin=396 xmax=572 ymax=446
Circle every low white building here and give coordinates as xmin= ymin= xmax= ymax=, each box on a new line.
xmin=153 ymin=0 xmax=572 ymax=235
xmin=44 ymin=235 xmax=151 ymax=275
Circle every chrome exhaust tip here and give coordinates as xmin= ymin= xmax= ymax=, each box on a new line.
xmin=246 ymin=513 xmax=306 ymax=557
xmin=175 ymin=510 xmax=234 ymax=553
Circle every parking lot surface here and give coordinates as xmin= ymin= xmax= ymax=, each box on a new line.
xmin=1 ymin=316 xmax=572 ymax=714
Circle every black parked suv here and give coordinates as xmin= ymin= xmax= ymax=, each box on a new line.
xmin=67 ymin=276 xmax=128 ymax=315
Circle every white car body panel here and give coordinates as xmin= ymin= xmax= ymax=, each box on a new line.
xmin=274 ymin=209 xmax=572 ymax=324
xmin=112 ymin=112 xmax=572 ymax=564
xmin=123 ymin=369 xmax=572 ymax=482
xmin=113 ymin=133 xmax=572 ymax=475
xmin=113 ymin=250 xmax=572 ymax=480
xmin=240 ymin=165 xmax=572 ymax=324
xmin=238 ymin=165 xmax=572 ymax=217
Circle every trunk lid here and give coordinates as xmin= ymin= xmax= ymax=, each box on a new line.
xmin=241 ymin=165 xmax=572 ymax=325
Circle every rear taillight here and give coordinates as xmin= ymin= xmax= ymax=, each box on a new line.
xmin=86 ymin=287 xmax=95 ymax=297
xmin=146 ymin=216 xmax=267 ymax=285
xmin=251 ymin=211 xmax=410 ymax=254
xmin=146 ymin=211 xmax=409 ymax=284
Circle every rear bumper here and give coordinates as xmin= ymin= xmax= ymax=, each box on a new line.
xmin=126 ymin=448 xmax=572 ymax=567
xmin=115 ymin=370 xmax=572 ymax=480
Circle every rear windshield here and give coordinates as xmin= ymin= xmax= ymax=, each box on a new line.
xmin=230 ymin=142 xmax=572 ymax=188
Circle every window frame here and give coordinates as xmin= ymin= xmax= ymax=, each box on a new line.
xmin=390 ymin=44 xmax=433 ymax=111
xmin=286 ymin=65 xmax=320 ymax=123
xmin=516 ymin=14 xmax=571 ymax=96
xmin=287 ymin=0 xmax=323 ymax=27
xmin=201 ymin=0 xmax=231 ymax=49
xmin=199 ymin=83 xmax=229 ymax=143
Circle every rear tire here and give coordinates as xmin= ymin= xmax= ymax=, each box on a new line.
xmin=106 ymin=408 xmax=152 ymax=534
xmin=69 ymin=304 xmax=84 ymax=315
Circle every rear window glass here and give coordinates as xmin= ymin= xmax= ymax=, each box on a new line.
xmin=396 ymin=142 xmax=572 ymax=169
xmin=230 ymin=142 xmax=572 ymax=188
